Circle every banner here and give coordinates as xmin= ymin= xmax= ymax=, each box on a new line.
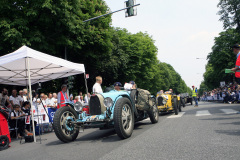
xmin=48 ymin=108 xmax=57 ymax=123
xmin=32 ymin=103 xmax=49 ymax=124
xmin=25 ymin=115 xmax=31 ymax=124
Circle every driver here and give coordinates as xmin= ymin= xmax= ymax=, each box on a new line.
xmin=114 ymin=82 xmax=122 ymax=91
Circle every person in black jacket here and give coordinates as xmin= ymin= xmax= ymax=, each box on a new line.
xmin=9 ymin=104 xmax=25 ymax=138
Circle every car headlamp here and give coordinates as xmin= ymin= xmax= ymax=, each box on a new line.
xmin=162 ymin=99 xmax=167 ymax=105
xmin=104 ymin=97 xmax=113 ymax=108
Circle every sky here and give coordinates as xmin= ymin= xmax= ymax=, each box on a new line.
xmin=104 ymin=0 xmax=223 ymax=88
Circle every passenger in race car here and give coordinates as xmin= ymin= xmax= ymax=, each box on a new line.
xmin=124 ymin=81 xmax=137 ymax=90
xmin=129 ymin=81 xmax=137 ymax=89
xmin=114 ymin=82 xmax=122 ymax=91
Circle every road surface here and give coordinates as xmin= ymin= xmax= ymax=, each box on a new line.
xmin=1 ymin=102 xmax=240 ymax=160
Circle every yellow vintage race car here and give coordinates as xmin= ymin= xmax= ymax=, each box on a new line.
xmin=156 ymin=91 xmax=183 ymax=115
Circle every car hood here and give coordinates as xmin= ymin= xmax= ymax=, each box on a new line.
xmin=101 ymin=90 xmax=130 ymax=101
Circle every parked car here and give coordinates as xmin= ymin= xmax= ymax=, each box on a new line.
xmin=156 ymin=91 xmax=183 ymax=115
xmin=53 ymin=87 xmax=159 ymax=143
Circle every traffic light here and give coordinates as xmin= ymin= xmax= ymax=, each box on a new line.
xmin=125 ymin=0 xmax=136 ymax=17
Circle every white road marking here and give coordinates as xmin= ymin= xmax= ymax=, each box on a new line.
xmin=220 ymin=109 xmax=238 ymax=114
xmin=167 ymin=112 xmax=185 ymax=118
xmin=196 ymin=110 xmax=211 ymax=116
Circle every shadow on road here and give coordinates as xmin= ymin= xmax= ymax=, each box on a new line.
xmin=215 ymin=129 xmax=240 ymax=136
xmin=45 ymin=121 xmax=155 ymax=146
xmin=200 ymin=117 xmax=240 ymax=121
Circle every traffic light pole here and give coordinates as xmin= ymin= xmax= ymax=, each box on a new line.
xmin=83 ymin=4 xmax=140 ymax=23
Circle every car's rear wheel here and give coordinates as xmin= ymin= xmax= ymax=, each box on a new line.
xmin=53 ymin=107 xmax=79 ymax=143
xmin=148 ymin=98 xmax=159 ymax=124
xmin=179 ymin=100 xmax=182 ymax=112
xmin=181 ymin=98 xmax=185 ymax=108
xmin=173 ymin=98 xmax=179 ymax=115
xmin=114 ymin=98 xmax=134 ymax=139
xmin=0 ymin=135 xmax=9 ymax=151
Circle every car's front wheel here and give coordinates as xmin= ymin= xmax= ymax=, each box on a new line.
xmin=173 ymin=98 xmax=179 ymax=115
xmin=53 ymin=107 xmax=79 ymax=143
xmin=114 ymin=98 xmax=134 ymax=139
xmin=148 ymin=98 xmax=159 ymax=124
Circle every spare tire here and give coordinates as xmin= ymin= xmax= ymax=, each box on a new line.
xmin=130 ymin=89 xmax=138 ymax=117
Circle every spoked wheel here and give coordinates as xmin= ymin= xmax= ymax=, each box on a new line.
xmin=173 ymin=98 xmax=179 ymax=115
xmin=148 ymin=98 xmax=159 ymax=124
xmin=114 ymin=98 xmax=134 ymax=139
xmin=0 ymin=135 xmax=9 ymax=151
xmin=53 ymin=107 xmax=79 ymax=143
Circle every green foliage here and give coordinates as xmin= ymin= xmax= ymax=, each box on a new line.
xmin=155 ymin=62 xmax=191 ymax=94
xmin=198 ymin=81 xmax=209 ymax=96
xmin=0 ymin=1 xmax=189 ymax=96
xmin=203 ymin=29 xmax=240 ymax=89
xmin=201 ymin=1 xmax=240 ymax=91
xmin=218 ymin=0 xmax=240 ymax=30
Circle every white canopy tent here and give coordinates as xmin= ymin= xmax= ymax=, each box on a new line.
xmin=0 ymin=46 xmax=85 ymax=142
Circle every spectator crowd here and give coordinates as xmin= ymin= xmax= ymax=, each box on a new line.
xmin=0 ymin=87 xmax=90 ymax=139
xmin=201 ymin=82 xmax=240 ymax=104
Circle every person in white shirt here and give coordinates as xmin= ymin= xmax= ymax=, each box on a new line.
xmin=79 ymin=96 xmax=85 ymax=106
xmin=37 ymin=93 xmax=47 ymax=107
xmin=52 ymin=93 xmax=58 ymax=107
xmin=17 ymin=90 xmax=24 ymax=103
xmin=93 ymin=76 xmax=103 ymax=94
xmin=10 ymin=89 xmax=22 ymax=107
xmin=84 ymin=93 xmax=91 ymax=104
xmin=47 ymin=93 xmax=56 ymax=108
xmin=74 ymin=96 xmax=80 ymax=103
xmin=32 ymin=93 xmax=38 ymax=109
xmin=23 ymin=88 xmax=28 ymax=102
xmin=0 ymin=88 xmax=11 ymax=109
xmin=77 ymin=91 xmax=83 ymax=101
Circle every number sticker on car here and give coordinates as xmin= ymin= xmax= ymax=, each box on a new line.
xmin=90 ymin=115 xmax=96 ymax=120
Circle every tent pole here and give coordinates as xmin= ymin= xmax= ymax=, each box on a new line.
xmin=27 ymin=57 xmax=36 ymax=143
xmin=84 ymin=73 xmax=89 ymax=99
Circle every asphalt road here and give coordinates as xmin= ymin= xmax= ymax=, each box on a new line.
xmin=1 ymin=102 xmax=240 ymax=160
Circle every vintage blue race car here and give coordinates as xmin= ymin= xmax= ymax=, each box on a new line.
xmin=53 ymin=88 xmax=159 ymax=143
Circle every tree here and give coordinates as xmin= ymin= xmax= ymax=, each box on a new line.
xmin=0 ymin=1 xmax=190 ymax=95
xmin=0 ymin=0 xmax=113 ymax=93
xmin=203 ymin=29 xmax=240 ymax=89
xmin=218 ymin=0 xmax=240 ymax=31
